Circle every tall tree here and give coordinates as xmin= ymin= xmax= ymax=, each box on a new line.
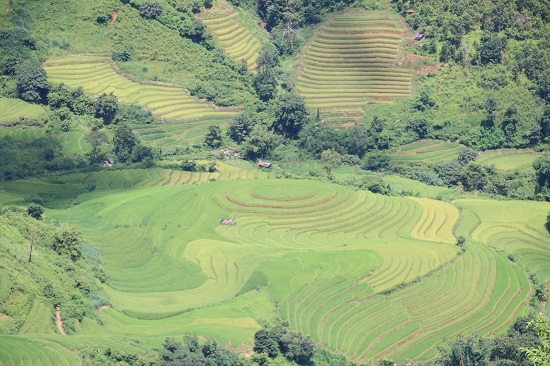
xmin=15 ymin=64 xmax=50 ymax=103
xmin=273 ymin=92 xmax=308 ymax=138
xmin=95 ymin=93 xmax=119 ymax=125
xmin=321 ymin=148 xmax=342 ymax=176
xmin=113 ymin=124 xmax=139 ymax=162
xmin=255 ymin=44 xmax=279 ymax=101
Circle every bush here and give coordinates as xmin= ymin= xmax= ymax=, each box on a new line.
xmin=27 ymin=204 xmax=43 ymax=220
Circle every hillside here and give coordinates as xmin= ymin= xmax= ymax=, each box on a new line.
xmin=1 ymin=0 xmax=550 ymax=365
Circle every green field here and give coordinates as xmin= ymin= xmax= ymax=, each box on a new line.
xmin=0 ymin=98 xmax=47 ymax=125
xmin=0 ymin=175 xmax=521 ymax=363
xmin=476 ymin=149 xmax=542 ymax=171
xmin=391 ymin=139 xmax=464 ymax=164
xmin=296 ymin=11 xmax=413 ymax=126
xmin=43 ymin=55 xmax=238 ymax=148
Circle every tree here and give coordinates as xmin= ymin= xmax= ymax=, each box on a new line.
xmin=113 ymin=124 xmax=138 ymax=162
xmin=86 ymin=130 xmax=111 ymax=164
xmin=52 ymin=227 xmax=82 ymax=261
xmin=95 ymin=93 xmax=119 ymax=125
xmin=483 ymin=96 xmax=498 ymax=128
xmin=139 ymin=1 xmax=163 ymax=19
xmin=15 ymin=64 xmax=50 ymax=103
xmin=321 ymin=148 xmax=342 ymax=176
xmin=241 ymin=125 xmax=281 ymax=159
xmin=533 ymin=155 xmax=550 ymax=195
xmin=458 ymin=148 xmax=477 ymax=165
xmin=407 ymin=116 xmax=430 ymax=139
xmin=435 ymin=332 xmax=492 ymax=366
xmin=254 ymin=329 xmax=280 ymax=358
xmin=27 ymin=204 xmax=43 ymax=220
xmin=461 ymin=162 xmax=488 ymax=191
xmin=229 ymin=112 xmax=255 ymax=144
xmin=479 ymin=32 xmax=506 ymax=64
xmin=362 ymin=153 xmax=390 ymax=172
xmin=280 ymin=330 xmax=315 ymax=365
xmin=491 ymin=316 xmax=542 ymax=365
xmin=255 ymin=44 xmax=279 ymax=101
xmin=520 ymin=313 xmax=550 ymax=366
xmin=204 ymin=126 xmax=223 ymax=148
xmin=274 ymin=92 xmax=308 ymax=138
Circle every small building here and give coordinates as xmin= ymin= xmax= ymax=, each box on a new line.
xmin=220 ymin=218 xmax=236 ymax=226
xmin=258 ymin=160 xmax=272 ymax=168
xmin=406 ymin=8 xmax=415 ymax=15
xmin=414 ymin=33 xmax=425 ymax=41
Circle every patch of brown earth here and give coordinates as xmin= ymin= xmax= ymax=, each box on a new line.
xmin=55 ymin=306 xmax=67 ymax=336
xmin=398 ymin=53 xmax=440 ymax=76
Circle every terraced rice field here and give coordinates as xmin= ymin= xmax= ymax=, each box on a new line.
xmin=457 ymin=199 xmax=550 ymax=283
xmin=0 ymin=126 xmax=45 ymax=141
xmin=199 ymin=1 xmax=263 ymax=71
xmin=476 ymin=148 xmax=542 ymax=171
xmin=0 ymin=336 xmax=81 ymax=366
xmin=296 ymin=11 xmax=413 ymax=125
xmin=391 ymin=139 xmax=463 ymax=164
xmin=0 ymin=98 xmax=47 ymax=125
xmin=38 ymin=177 xmax=535 ymax=363
xmin=43 ymin=55 xmax=237 ymax=148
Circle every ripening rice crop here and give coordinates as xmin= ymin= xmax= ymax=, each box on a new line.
xmin=296 ymin=11 xmax=413 ymax=125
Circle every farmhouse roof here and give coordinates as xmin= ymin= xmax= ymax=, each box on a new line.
xmin=414 ymin=33 xmax=425 ymax=41
xmin=220 ymin=218 xmax=236 ymax=226
xmin=406 ymin=8 xmax=415 ymax=14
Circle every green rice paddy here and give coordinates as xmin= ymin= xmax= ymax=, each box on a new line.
xmin=391 ymin=139 xmax=464 ymax=164
xmin=0 ymin=174 xmax=524 ymax=364
xmin=476 ymin=149 xmax=542 ymax=171
xmin=0 ymin=98 xmax=47 ymax=125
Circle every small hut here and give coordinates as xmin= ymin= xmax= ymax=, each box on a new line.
xmin=258 ymin=160 xmax=272 ymax=168
xmin=220 ymin=219 xmax=236 ymax=226
xmin=414 ymin=33 xmax=425 ymax=41
xmin=406 ymin=8 xmax=415 ymax=15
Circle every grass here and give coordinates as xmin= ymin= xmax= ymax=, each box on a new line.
xmin=295 ymin=11 xmax=412 ymax=126
xmin=0 ymin=98 xmax=47 ymax=125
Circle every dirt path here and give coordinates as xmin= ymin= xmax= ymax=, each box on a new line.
xmin=55 ymin=306 xmax=67 ymax=336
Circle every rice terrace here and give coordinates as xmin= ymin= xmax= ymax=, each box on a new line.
xmin=1 ymin=0 xmax=550 ymax=365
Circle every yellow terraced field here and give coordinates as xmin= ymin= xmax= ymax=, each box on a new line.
xmin=43 ymin=55 xmax=238 ymax=148
xmin=202 ymin=12 xmax=262 ymax=71
xmin=296 ymin=11 xmax=412 ymax=126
